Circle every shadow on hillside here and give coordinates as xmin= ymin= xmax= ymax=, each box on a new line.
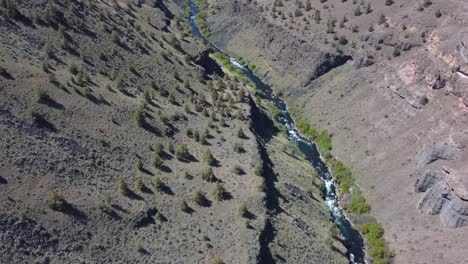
xmin=63 ymin=205 xmax=88 ymax=224
xmin=39 ymin=97 xmax=64 ymax=110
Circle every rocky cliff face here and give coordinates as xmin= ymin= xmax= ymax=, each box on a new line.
xmin=416 ymin=169 xmax=468 ymax=228
xmin=201 ymin=0 xmax=468 ymax=263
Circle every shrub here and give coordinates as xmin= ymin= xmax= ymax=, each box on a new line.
xmin=35 ymin=89 xmax=50 ymax=103
xmin=211 ymin=257 xmax=224 ymax=264
xmin=349 ymin=192 xmax=371 ymax=214
xmin=354 ymin=6 xmax=361 ymax=16
xmin=151 ymin=176 xmax=165 ymax=190
xmin=314 ymin=10 xmax=321 ymax=23
xmin=420 ymin=96 xmax=429 ymax=105
xmin=254 ymin=164 xmax=263 ymax=176
xmin=435 ymin=9 xmax=442 ymax=18
xmin=133 ymin=109 xmax=145 ymax=127
xmin=315 ymin=130 xmax=332 ymax=151
xmin=212 ymin=183 xmax=226 ymax=201
xmin=135 ymin=160 xmax=143 ymax=171
xmin=233 ymin=165 xmax=244 ymax=175
xmin=378 ymin=14 xmax=386 ymax=25
xmin=202 ymin=149 xmax=215 ymax=166
xmin=180 ymin=199 xmax=189 ymax=212
xmin=257 ymin=178 xmax=266 ymax=192
xmin=175 ymin=144 xmax=190 ymax=160
xmin=237 ymin=127 xmax=245 ymax=138
xmin=166 ymin=141 xmax=175 ymax=154
xmin=134 ymin=179 xmax=144 ymax=192
xmin=360 ymin=222 xmax=390 ymax=263
xmin=338 ymin=35 xmax=348 ymax=45
xmin=68 ymin=62 xmax=79 ymax=75
xmin=47 ymin=191 xmax=67 ymax=211
xmin=192 ymin=190 xmax=206 ymax=205
xmin=152 ymin=142 xmax=164 ymax=155
xmin=152 ymin=154 xmax=163 ymax=169
xmin=392 ymin=47 xmax=401 ymax=57
xmin=233 ymin=143 xmax=244 ymax=153
xmin=118 ymin=177 xmax=130 ymax=196
xmin=97 ymin=200 xmax=113 ymax=214
xmin=331 ymin=160 xmax=355 ymax=193
xmin=202 ymin=167 xmax=215 ymax=182
xmin=238 ymin=202 xmax=248 ymax=217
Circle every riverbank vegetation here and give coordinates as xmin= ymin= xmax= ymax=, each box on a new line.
xmin=290 ymin=102 xmax=391 ymax=263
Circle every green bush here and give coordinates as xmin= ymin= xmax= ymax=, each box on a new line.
xmin=233 ymin=165 xmax=244 ymax=175
xmin=47 ymin=191 xmax=67 ymax=211
xmin=330 ymin=160 xmax=354 ymax=193
xmin=238 ymin=202 xmax=248 ymax=217
xmin=361 ymin=222 xmax=390 ymax=263
xmin=152 ymin=142 xmax=164 ymax=155
xmin=192 ymin=190 xmax=206 ymax=205
xmin=212 ymin=183 xmax=226 ymax=201
xmin=118 ymin=177 xmax=130 ymax=196
xmin=180 ymin=199 xmax=189 ymax=212
xmin=152 ymin=154 xmax=163 ymax=169
xmin=257 ymin=178 xmax=266 ymax=192
xmin=349 ymin=192 xmax=371 ymax=214
xmin=315 ymin=130 xmax=332 ymax=151
xmin=135 ymin=160 xmax=143 ymax=171
xmin=167 ymin=141 xmax=175 ymax=154
xmin=176 ymin=144 xmax=190 ymax=160
xmin=202 ymin=149 xmax=215 ymax=166
xmin=151 ymin=176 xmax=165 ymax=190
xmin=68 ymin=62 xmax=79 ymax=75
xmin=134 ymin=179 xmax=144 ymax=192
xmin=237 ymin=127 xmax=245 ymax=138
xmin=133 ymin=109 xmax=145 ymax=127
xmin=202 ymin=167 xmax=215 ymax=182
xmin=254 ymin=164 xmax=263 ymax=176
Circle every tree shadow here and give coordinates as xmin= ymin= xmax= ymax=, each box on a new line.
xmin=243 ymin=211 xmax=257 ymax=220
xmin=101 ymin=209 xmax=122 ymax=220
xmin=39 ymin=97 xmax=64 ymax=110
xmin=119 ymin=89 xmax=136 ymax=98
xmin=210 ymin=159 xmax=221 ymax=168
xmin=0 ymin=69 xmax=15 ymax=80
xmin=141 ymin=185 xmax=154 ymax=195
xmin=0 ymin=176 xmax=8 ymax=184
xmin=158 ymin=185 xmax=174 ymax=195
xmin=32 ymin=114 xmax=57 ymax=132
xmin=221 ymin=191 xmax=233 ymax=201
xmin=111 ymin=204 xmax=129 ymax=214
xmin=133 ymin=207 xmax=157 ymax=228
xmin=182 ymin=206 xmax=194 ymax=215
xmin=159 ymin=165 xmax=172 ymax=173
xmin=177 ymin=154 xmax=198 ymax=163
xmin=140 ymin=168 xmax=154 ymax=176
xmin=331 ymin=245 xmax=347 ymax=258
xmin=160 ymin=151 xmax=173 ymax=161
xmin=142 ymin=122 xmax=162 ymax=136
xmin=63 ymin=204 xmax=88 ymax=224
xmin=196 ymin=197 xmax=212 ymax=208
xmin=127 ymin=190 xmax=144 ymax=201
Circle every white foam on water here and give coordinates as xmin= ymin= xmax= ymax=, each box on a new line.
xmin=230 ymin=58 xmax=245 ymax=69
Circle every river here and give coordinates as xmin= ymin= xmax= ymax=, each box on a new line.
xmin=187 ymin=1 xmax=366 ymax=263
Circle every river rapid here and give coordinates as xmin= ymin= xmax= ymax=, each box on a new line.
xmin=187 ymin=2 xmax=366 ymax=263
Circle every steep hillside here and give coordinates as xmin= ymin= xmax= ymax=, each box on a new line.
xmin=198 ymin=0 xmax=468 ymax=263
xmin=0 ymin=0 xmax=348 ymax=263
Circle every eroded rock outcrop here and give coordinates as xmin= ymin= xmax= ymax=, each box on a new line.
xmin=416 ymin=170 xmax=468 ymax=228
xmin=415 ymin=141 xmax=460 ymax=168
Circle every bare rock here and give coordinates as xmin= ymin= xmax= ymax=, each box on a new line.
xmin=416 ymin=170 xmax=468 ymax=228
xmin=414 ymin=170 xmax=444 ymax=193
xmin=415 ymin=141 xmax=459 ymax=168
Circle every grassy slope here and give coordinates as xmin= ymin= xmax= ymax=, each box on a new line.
xmin=0 ymin=1 xmax=265 ymax=263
